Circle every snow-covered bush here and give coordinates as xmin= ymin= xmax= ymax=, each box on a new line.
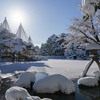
xmin=40 ymin=33 xmax=89 ymax=60
xmin=5 ymin=86 xmax=32 ymax=100
xmin=35 ymin=72 xmax=49 ymax=82
xmin=64 ymin=41 xmax=88 ymax=60
xmin=14 ymin=71 xmax=49 ymax=88
xmin=14 ymin=71 xmax=36 ymax=88
xmin=78 ymin=77 xmax=99 ymax=88
xmin=0 ymin=18 xmax=38 ymax=62
xmin=33 ymin=74 xmax=75 ymax=94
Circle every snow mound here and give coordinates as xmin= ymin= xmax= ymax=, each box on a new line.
xmin=5 ymin=86 xmax=52 ymax=100
xmin=78 ymin=77 xmax=98 ymax=87
xmin=93 ymin=71 xmax=100 ymax=79
xmin=14 ymin=71 xmax=36 ymax=88
xmin=33 ymin=74 xmax=75 ymax=94
xmin=35 ymin=72 xmax=49 ymax=82
xmin=5 ymin=86 xmax=31 ymax=100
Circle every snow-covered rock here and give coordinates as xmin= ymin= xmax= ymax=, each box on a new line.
xmin=5 ymin=86 xmax=52 ymax=100
xmin=35 ymin=72 xmax=48 ymax=82
xmin=14 ymin=71 xmax=36 ymax=88
xmin=5 ymin=86 xmax=31 ymax=100
xmin=78 ymin=77 xmax=98 ymax=88
xmin=93 ymin=71 xmax=100 ymax=79
xmin=33 ymin=74 xmax=75 ymax=94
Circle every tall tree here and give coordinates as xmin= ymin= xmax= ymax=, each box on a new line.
xmin=70 ymin=0 xmax=100 ymax=44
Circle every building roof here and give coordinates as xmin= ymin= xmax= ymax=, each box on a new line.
xmin=86 ymin=43 xmax=100 ymax=50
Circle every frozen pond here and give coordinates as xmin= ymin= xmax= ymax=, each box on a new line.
xmin=0 ymin=60 xmax=100 ymax=100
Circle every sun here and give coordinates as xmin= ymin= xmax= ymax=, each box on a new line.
xmin=9 ymin=9 xmax=26 ymax=25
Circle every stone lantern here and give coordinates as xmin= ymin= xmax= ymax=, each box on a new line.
xmin=82 ymin=43 xmax=100 ymax=77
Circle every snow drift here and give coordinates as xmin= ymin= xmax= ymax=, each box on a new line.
xmin=33 ymin=74 xmax=75 ymax=94
xmin=78 ymin=77 xmax=98 ymax=87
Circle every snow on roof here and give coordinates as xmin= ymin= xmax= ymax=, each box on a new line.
xmin=86 ymin=43 xmax=100 ymax=50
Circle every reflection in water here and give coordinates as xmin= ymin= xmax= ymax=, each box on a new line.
xmin=78 ymin=85 xmax=100 ymax=100
xmin=33 ymin=93 xmax=75 ymax=100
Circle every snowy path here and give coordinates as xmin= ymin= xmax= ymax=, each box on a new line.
xmin=0 ymin=59 xmax=99 ymax=79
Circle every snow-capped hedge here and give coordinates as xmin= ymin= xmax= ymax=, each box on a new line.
xmin=14 ymin=71 xmax=36 ymax=88
xmin=33 ymin=74 xmax=75 ymax=94
xmin=14 ymin=71 xmax=49 ymax=88
xmin=78 ymin=77 xmax=99 ymax=88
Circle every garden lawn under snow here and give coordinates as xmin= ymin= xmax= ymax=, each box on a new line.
xmin=0 ymin=59 xmax=99 ymax=79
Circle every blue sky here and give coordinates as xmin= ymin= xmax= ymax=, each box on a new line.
xmin=0 ymin=0 xmax=82 ymax=46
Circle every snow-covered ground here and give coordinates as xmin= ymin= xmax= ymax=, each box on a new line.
xmin=0 ymin=59 xmax=99 ymax=79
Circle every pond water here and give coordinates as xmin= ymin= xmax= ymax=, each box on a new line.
xmin=31 ymin=83 xmax=100 ymax=100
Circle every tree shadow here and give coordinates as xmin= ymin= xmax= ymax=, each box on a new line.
xmin=0 ymin=62 xmax=51 ymax=74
